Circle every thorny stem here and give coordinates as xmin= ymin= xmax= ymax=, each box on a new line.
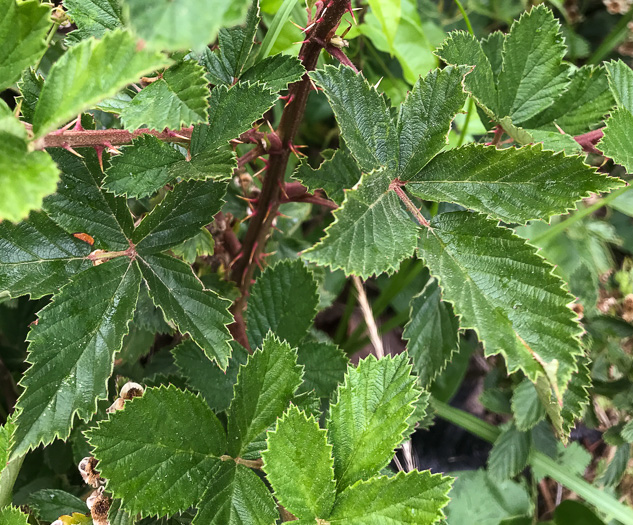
xmin=31 ymin=126 xmax=194 ymax=150
xmin=230 ymin=0 xmax=351 ymax=317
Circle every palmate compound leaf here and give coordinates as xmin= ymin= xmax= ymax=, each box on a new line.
xmin=328 ymin=354 xmax=420 ymax=493
xmin=246 ymin=259 xmax=319 ymax=349
xmin=120 ymin=60 xmax=210 ymax=131
xmin=598 ymin=108 xmax=633 ymax=174
xmin=309 ymin=65 xmax=398 ymax=172
xmin=132 ymin=179 xmax=228 ymax=255
xmin=402 ymin=278 xmax=459 ymax=388
xmin=405 ymin=144 xmax=623 ymax=224
xmin=137 ymin=253 xmax=233 ymax=370
xmin=190 ymin=82 xmax=278 ymax=155
xmin=32 ymin=30 xmax=170 ymax=136
xmin=0 ymin=101 xmax=60 ymax=222
xmin=86 ymin=385 xmax=226 ymax=517
xmin=437 ymin=5 xmax=569 ymax=127
xmin=102 ymin=134 xmax=187 ymax=199
xmin=227 ymin=333 xmax=303 ymax=458
xmin=45 ymin=149 xmax=134 ymax=251
xmin=0 ymin=211 xmax=91 ymax=299
xmin=262 ymin=406 xmax=336 ymax=521
xmin=418 ymin=211 xmax=583 ymax=397
xmin=396 ymin=65 xmax=469 ymax=180
xmin=0 ymin=0 xmax=50 ymax=92
xmin=123 ymin=0 xmax=251 ymax=52
xmin=192 ymin=462 xmax=278 ymax=525
xmin=11 ymin=257 xmax=141 ymax=458
xmin=327 ymin=471 xmax=452 ymax=525
xmin=302 ymin=170 xmax=419 ymax=279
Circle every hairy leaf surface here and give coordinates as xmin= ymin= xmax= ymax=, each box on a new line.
xmin=403 ymin=279 xmax=459 ymax=388
xmin=406 ymin=144 xmax=621 ymax=223
xmin=64 ymin=0 xmax=123 ymax=42
xmin=12 ymin=258 xmax=140 ymax=458
xmin=133 ymin=180 xmax=227 ymax=254
xmin=0 ymin=212 xmax=91 ymax=299
xmin=328 ymin=354 xmax=420 ymax=492
xmin=227 ymin=334 xmax=303 ymax=457
xmin=296 ymin=341 xmax=348 ymax=398
xmin=488 ymin=424 xmax=531 ymax=479
xmin=310 ymin=65 xmax=398 ymax=172
xmin=138 ymin=253 xmax=233 ymax=369
xmin=512 ymin=379 xmax=545 ymax=431
xmin=0 ymin=0 xmax=50 ymax=92
xmin=303 ymin=171 xmax=419 ymax=279
xmin=328 ymin=471 xmax=452 ymax=524
xmin=0 ymin=507 xmax=30 ymax=525
xmin=419 ymin=212 xmax=582 ymax=395
xmin=87 ymin=386 xmax=226 ymax=517
xmin=120 ymin=60 xmax=209 ymax=131
xmin=246 ymin=260 xmax=319 ymax=349
xmin=240 ymin=54 xmax=305 ymax=92
xmin=193 ymin=463 xmax=278 ymax=525
xmin=599 ymin=108 xmax=633 ymax=173
xmin=606 ymin=59 xmax=633 ymax=113
xmin=263 ymin=406 xmax=336 ymax=520
xmin=33 ymin=30 xmax=169 ymax=136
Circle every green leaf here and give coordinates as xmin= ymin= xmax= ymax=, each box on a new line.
xmin=445 ymin=469 xmax=532 ymax=525
xmin=123 ymin=0 xmax=250 ymax=51
xmin=0 ymin=0 xmax=50 ymax=92
xmin=17 ymin=67 xmax=43 ymax=123
xmin=190 ymin=82 xmax=277 ymax=154
xmin=173 ymin=340 xmax=248 ymax=413
xmin=522 ymin=65 xmax=614 ymax=135
xmin=496 ymin=5 xmax=569 ymax=125
xmin=599 ymin=108 xmax=633 ymax=173
xmin=173 ymin=146 xmax=238 ymax=182
xmin=560 ymin=357 xmax=591 ymax=437
xmin=328 ymin=354 xmax=420 ymax=492
xmin=296 ymin=341 xmax=348 ymax=398
xmin=12 ymin=257 xmax=141 ymax=458
xmin=200 ymin=1 xmax=260 ymax=85
xmin=263 ymin=406 xmax=336 ymax=520
xmin=120 ymin=60 xmax=209 ymax=131
xmin=0 ymin=507 xmax=30 ymax=525
xmin=396 ymin=66 xmax=468 ymax=179
xmin=171 ymin=227 xmax=215 ymax=263
xmin=435 ymin=31 xmax=498 ymax=118
xmin=64 ymin=0 xmax=124 ymax=42
xmin=241 ymin=54 xmax=305 ymax=92
xmin=554 ymin=500 xmax=605 ymax=525
xmin=87 ymin=385 xmax=226 ymax=517
xmin=45 ymin=150 xmax=134 ymax=251
xmin=133 ymin=180 xmax=227 ymax=255
xmin=0 ymin=418 xmax=15 ymax=476
xmin=419 ymin=212 xmax=582 ymax=396
xmin=33 ymin=30 xmax=169 ymax=136
xmin=310 ymin=65 xmax=398 ymax=172
xmin=488 ymin=424 xmax=530 ymax=480
xmin=246 ymin=260 xmax=319 ymax=349
xmin=138 ymin=253 xmax=233 ymax=369
xmin=0 ymin=102 xmax=60 ymax=223
xmin=405 ymin=144 xmax=621 ymax=223
xmin=26 ymin=489 xmax=88 ymax=521
xmin=511 ymin=379 xmax=545 ymax=431
xmin=367 ymin=0 xmax=401 ymax=50
xmin=606 ymin=59 xmax=633 ymax=113
xmin=303 ymin=170 xmax=419 ymax=279
xmin=403 ymin=278 xmax=459 ymax=388
xmin=103 ymin=134 xmax=186 ymax=199
xmin=227 ymin=333 xmax=303 ymax=457
xmin=193 ymin=463 xmax=278 ymax=525
xmin=599 ymin=444 xmax=631 ymax=487
xmin=0 ymin=211 xmax=91 ymax=299
xmin=293 ymin=148 xmax=362 ymax=205
xmin=328 ymin=470 xmax=452 ymax=524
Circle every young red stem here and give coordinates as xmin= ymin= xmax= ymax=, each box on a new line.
xmin=230 ymin=0 xmax=351 ymax=314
